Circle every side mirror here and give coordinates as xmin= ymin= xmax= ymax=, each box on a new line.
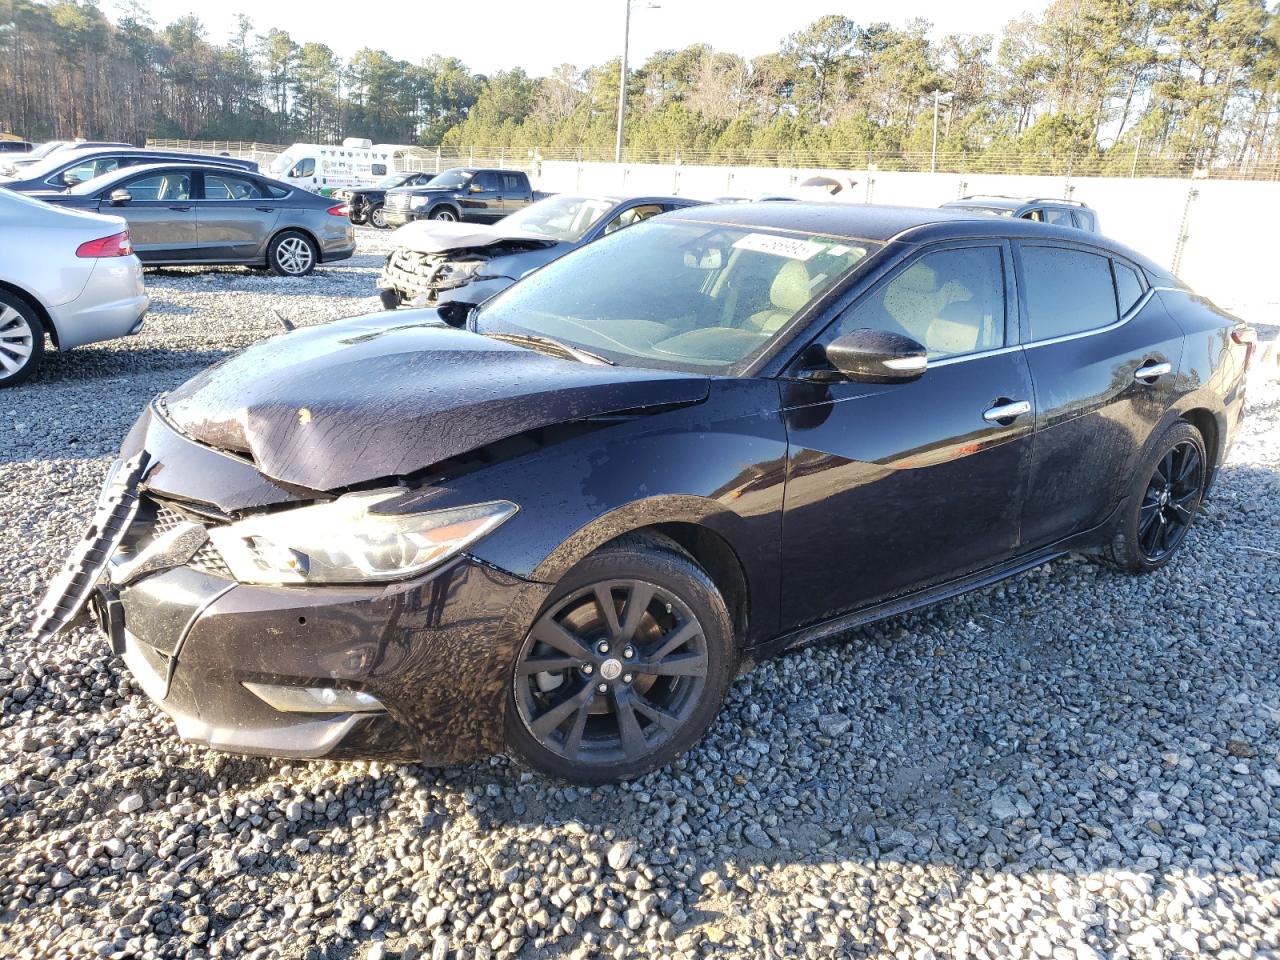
xmin=469 ymin=182 xmax=485 ymax=193
xmin=823 ymin=328 xmax=927 ymax=383
xmin=435 ymin=301 xmax=472 ymax=328
xmin=108 ymin=188 xmax=132 ymax=206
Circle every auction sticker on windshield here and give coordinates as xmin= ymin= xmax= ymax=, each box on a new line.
xmin=732 ymin=233 xmax=827 ymax=260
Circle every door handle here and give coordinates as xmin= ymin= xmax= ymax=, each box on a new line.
xmin=255 ymin=206 xmax=275 ymax=212
xmin=982 ymin=399 xmax=1031 ymax=424
xmin=1134 ymin=361 xmax=1171 ymax=382
xmin=168 ymin=205 xmax=192 ymax=211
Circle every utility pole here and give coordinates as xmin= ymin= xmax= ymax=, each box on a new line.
xmin=931 ymin=91 xmax=954 ymax=174
xmin=615 ymin=1 xmax=659 ymax=164
xmin=614 ymin=0 xmax=631 ymax=165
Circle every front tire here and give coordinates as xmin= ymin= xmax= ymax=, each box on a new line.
xmin=0 ymin=291 xmax=44 ymax=388
xmin=505 ymin=536 xmax=736 ymax=784
xmin=268 ymin=231 xmax=318 ymax=277
xmin=370 ymin=205 xmax=389 ymax=229
xmin=1104 ymin=421 xmax=1208 ymax=573
xmin=429 ymin=207 xmax=458 ymax=222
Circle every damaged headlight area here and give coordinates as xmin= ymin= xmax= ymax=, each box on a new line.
xmin=432 ymin=259 xmax=488 ymax=291
xmin=207 ymin=492 xmax=518 ymax=585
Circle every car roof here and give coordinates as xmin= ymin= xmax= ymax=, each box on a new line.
xmin=660 ymin=201 xmax=1162 ymax=274
xmin=49 ymin=146 xmax=251 ymax=165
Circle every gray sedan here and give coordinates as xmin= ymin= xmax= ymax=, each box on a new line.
xmin=35 ymin=163 xmax=355 ymax=276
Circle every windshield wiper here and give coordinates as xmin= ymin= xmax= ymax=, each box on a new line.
xmin=486 ymin=332 xmax=615 ymax=366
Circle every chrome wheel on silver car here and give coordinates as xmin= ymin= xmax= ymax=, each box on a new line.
xmin=0 ymin=292 xmax=44 ymax=388
xmin=370 ymin=205 xmax=389 ymax=229
xmin=268 ymin=231 xmax=318 ymax=277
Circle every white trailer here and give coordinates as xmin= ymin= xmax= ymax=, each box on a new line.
xmin=268 ymin=139 xmax=419 ymax=194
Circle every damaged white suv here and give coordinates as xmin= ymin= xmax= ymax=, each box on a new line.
xmin=377 ymin=193 xmax=699 ymax=311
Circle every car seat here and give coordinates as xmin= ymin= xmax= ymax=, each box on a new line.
xmin=742 ymin=259 xmax=813 ymax=334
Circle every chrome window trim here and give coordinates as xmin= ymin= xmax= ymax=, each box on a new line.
xmin=928 ymin=344 xmax=1024 ymax=368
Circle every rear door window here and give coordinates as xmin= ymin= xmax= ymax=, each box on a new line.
xmin=1113 ymin=261 xmax=1145 ymax=314
xmin=1042 ymin=207 xmax=1075 ymax=227
xmin=1020 ymin=245 xmax=1118 ymax=340
xmin=501 ymin=173 xmax=524 ymax=193
xmin=204 ymin=173 xmax=264 ymax=200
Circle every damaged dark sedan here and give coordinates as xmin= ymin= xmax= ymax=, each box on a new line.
xmin=33 ymin=203 xmax=1256 ymax=784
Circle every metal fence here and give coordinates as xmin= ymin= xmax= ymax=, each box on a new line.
xmin=148 ymin=139 xmax=1280 ymax=181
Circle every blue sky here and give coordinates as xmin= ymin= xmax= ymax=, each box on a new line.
xmin=113 ymin=0 xmax=1048 ymax=75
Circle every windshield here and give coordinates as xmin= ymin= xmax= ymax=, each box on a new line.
xmin=27 ymin=141 xmax=66 ymax=160
xmin=268 ymin=153 xmax=295 ymax=175
xmin=475 ymin=218 xmax=877 ymax=375
xmin=425 ymin=169 xmax=474 ymax=190
xmin=12 ymin=150 xmax=97 ymax=180
xmin=500 ymin=195 xmax=615 ymax=242
xmin=377 ymin=173 xmax=412 ymax=188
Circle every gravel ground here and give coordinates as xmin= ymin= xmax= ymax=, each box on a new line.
xmin=1 ymin=232 xmax=1278 ymax=960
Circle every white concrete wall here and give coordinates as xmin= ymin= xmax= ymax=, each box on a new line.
xmin=538 ymin=160 xmax=1280 ymax=328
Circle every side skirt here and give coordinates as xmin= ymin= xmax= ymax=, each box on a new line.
xmin=755 ymin=509 xmax=1122 ymax=662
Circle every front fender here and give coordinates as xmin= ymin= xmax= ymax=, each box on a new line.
xmin=438 ymin=378 xmax=789 ymax=645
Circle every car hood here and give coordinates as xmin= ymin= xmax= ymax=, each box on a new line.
xmin=388 ymin=219 xmax=557 ymax=254
xmin=163 ymin=312 xmax=709 ymax=491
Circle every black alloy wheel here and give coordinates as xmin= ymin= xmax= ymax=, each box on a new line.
xmin=1105 ymin=421 xmax=1208 ymax=572
xmin=507 ymin=537 xmax=734 ymax=783
xmin=1137 ymin=440 xmax=1203 ymax=562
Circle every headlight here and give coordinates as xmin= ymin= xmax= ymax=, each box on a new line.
xmin=207 ymin=491 xmax=517 ymax=585
xmin=410 ymin=195 xmax=428 ymax=208
xmin=432 ymin=260 xmax=485 ymax=290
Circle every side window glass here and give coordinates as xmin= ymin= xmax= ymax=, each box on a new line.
xmin=830 ymin=246 xmax=1006 ymax=359
xmin=204 ymin=174 xmax=263 ymax=200
xmin=1021 ymin=246 xmax=1119 ymax=340
xmin=290 ymin=158 xmax=314 ymax=178
xmin=1022 ymin=209 xmax=1044 ymax=222
xmin=1113 ymin=261 xmax=1145 ymax=314
xmin=603 ymin=204 xmax=665 ymax=235
xmin=1042 ymin=208 xmax=1074 ymax=226
xmin=121 ymin=172 xmax=191 ymax=202
xmin=501 ymin=173 xmax=522 ymax=192
xmin=371 ymin=163 xmax=387 ymax=176
xmin=475 ymin=172 xmax=498 ymax=191
xmin=264 ymin=183 xmax=290 ymax=199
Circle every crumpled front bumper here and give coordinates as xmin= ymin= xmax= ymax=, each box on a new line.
xmin=103 ymin=552 xmax=536 ymax=764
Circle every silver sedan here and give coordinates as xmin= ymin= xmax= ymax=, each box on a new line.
xmin=0 ymin=188 xmax=149 ymax=386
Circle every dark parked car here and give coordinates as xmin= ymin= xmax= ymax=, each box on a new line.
xmin=333 ymin=171 xmax=438 ymax=228
xmin=0 ymin=139 xmax=33 ymax=153
xmin=34 ymin=163 xmax=354 ymax=275
xmin=382 ymin=167 xmax=543 ymax=227
xmin=941 ymin=195 xmax=1099 ymax=231
xmin=377 ymin=193 xmax=700 ymax=309
xmin=32 ymin=203 xmax=1256 ymax=783
xmin=0 ymin=146 xmax=257 ymax=193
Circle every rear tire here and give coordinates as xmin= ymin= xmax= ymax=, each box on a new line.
xmin=1103 ymin=421 xmax=1208 ymax=573
xmin=0 ymin=290 xmax=44 ymax=388
xmin=370 ymin=205 xmax=389 ymax=229
xmin=505 ymin=535 xmax=736 ymax=784
xmin=268 ymin=231 xmax=318 ymax=277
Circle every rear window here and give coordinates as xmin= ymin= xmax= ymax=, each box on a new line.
xmin=1020 ymin=246 xmax=1118 ymax=340
xmin=1113 ymin=261 xmax=1145 ymax=314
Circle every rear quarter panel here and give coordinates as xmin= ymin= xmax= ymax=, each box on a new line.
xmin=1157 ymin=288 xmax=1248 ymax=486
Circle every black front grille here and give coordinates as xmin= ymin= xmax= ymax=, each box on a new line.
xmin=119 ymin=495 xmax=234 ymax=581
